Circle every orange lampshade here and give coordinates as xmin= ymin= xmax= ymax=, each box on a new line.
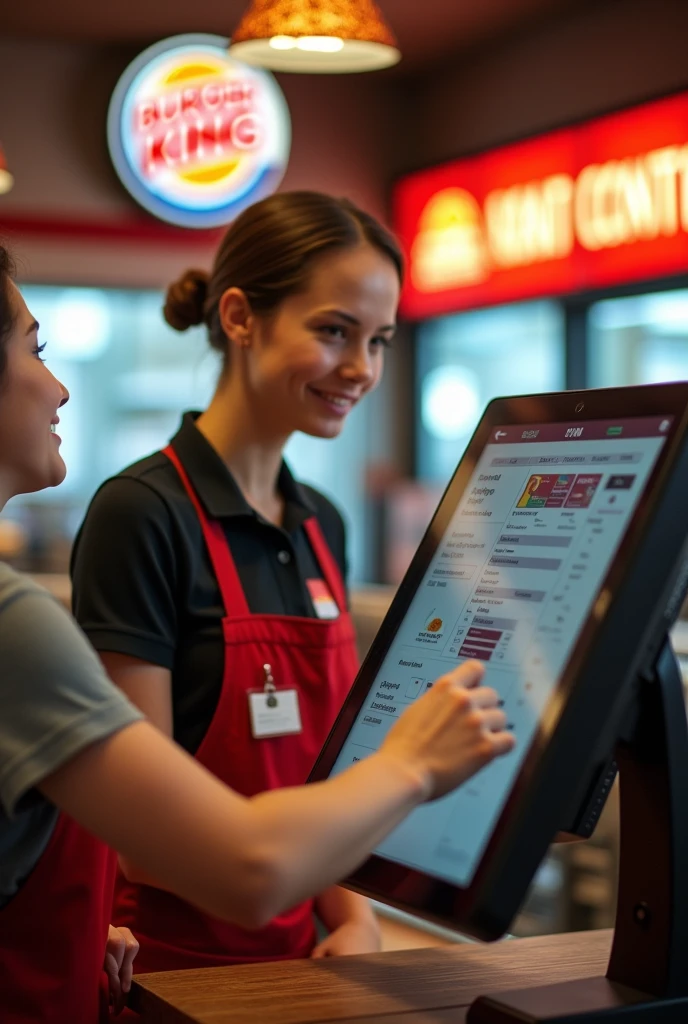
xmin=0 ymin=144 xmax=13 ymax=195
xmin=228 ymin=0 xmax=400 ymax=73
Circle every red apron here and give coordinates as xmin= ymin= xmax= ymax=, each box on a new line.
xmin=0 ymin=811 xmax=117 ymax=1022
xmin=113 ymin=444 xmax=359 ymax=972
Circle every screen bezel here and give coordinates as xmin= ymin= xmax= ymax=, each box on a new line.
xmin=309 ymin=383 xmax=688 ymax=937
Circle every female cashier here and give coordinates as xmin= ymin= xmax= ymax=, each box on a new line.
xmin=71 ymin=191 xmax=411 ymax=970
xmin=0 ymin=242 xmax=514 ymax=1021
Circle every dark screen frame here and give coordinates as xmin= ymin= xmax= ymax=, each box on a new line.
xmin=309 ymin=382 xmax=688 ymax=940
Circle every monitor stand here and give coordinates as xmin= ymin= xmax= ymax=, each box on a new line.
xmin=468 ymin=638 xmax=688 ymax=1022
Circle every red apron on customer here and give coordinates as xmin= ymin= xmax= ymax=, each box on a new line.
xmin=0 ymin=811 xmax=117 ymax=1023
xmin=113 ymin=444 xmax=359 ymax=972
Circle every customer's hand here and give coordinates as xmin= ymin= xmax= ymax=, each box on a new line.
xmin=379 ymin=661 xmax=515 ymax=801
xmin=104 ymin=924 xmax=139 ymax=1015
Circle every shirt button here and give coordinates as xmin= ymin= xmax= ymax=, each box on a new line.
xmin=277 ymin=549 xmax=292 ymax=565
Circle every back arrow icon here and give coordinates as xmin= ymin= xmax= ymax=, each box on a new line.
xmin=496 ymin=430 xmax=507 ymax=439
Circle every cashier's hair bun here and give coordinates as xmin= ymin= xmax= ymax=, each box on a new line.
xmin=164 ymin=269 xmax=209 ymax=332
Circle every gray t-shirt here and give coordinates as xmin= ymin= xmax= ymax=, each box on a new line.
xmin=0 ymin=563 xmax=142 ymax=907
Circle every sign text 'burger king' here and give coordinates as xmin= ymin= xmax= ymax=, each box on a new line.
xmin=108 ymin=35 xmax=291 ymax=229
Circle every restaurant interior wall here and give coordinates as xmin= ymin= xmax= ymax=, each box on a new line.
xmin=391 ymin=0 xmax=688 ymax=172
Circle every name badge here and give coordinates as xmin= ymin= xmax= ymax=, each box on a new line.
xmin=248 ymin=664 xmax=302 ymax=739
xmin=307 ymin=578 xmax=340 ymax=620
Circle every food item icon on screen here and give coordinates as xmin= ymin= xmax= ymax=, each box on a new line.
xmin=564 ymin=474 xmax=602 ymax=509
xmin=416 ymin=609 xmax=445 ymax=644
xmin=516 ymin=474 xmax=574 ymax=509
xmin=516 ymin=474 xmax=545 ymax=507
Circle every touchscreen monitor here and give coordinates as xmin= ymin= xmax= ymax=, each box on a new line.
xmin=310 ymin=385 xmax=688 ymax=939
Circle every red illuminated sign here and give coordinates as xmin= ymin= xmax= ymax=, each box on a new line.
xmin=393 ymin=92 xmax=688 ymax=318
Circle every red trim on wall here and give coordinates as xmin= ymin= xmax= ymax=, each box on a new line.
xmin=0 ymin=212 xmax=224 ymax=247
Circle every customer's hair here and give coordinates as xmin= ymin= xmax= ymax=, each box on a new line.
xmin=0 ymin=246 xmax=16 ymax=382
xmin=163 ymin=191 xmax=403 ymax=364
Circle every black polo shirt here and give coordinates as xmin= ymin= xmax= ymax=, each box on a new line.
xmin=70 ymin=413 xmax=348 ymax=755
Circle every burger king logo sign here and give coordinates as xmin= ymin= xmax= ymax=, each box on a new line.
xmin=107 ymin=34 xmax=291 ymax=229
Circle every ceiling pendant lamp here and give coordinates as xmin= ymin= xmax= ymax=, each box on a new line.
xmin=228 ymin=0 xmax=400 ymax=73
xmin=0 ymin=144 xmax=13 ymax=195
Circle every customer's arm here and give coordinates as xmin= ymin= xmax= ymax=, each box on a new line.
xmin=40 ymin=665 xmax=512 ymax=930
xmin=0 ymin=575 xmax=512 ymax=934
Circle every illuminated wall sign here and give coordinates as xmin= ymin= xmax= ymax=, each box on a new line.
xmin=107 ymin=34 xmax=291 ymax=229
xmin=394 ymin=92 xmax=688 ymax=318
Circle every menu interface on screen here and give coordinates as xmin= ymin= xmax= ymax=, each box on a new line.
xmin=331 ymin=416 xmax=672 ymax=887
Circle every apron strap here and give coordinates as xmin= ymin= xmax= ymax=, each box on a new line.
xmin=303 ymin=518 xmax=348 ymax=614
xmin=162 ymin=445 xmax=250 ymax=618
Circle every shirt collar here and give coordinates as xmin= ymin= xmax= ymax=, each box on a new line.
xmin=169 ymin=412 xmax=316 ymax=523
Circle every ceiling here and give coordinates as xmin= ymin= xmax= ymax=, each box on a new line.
xmin=3 ymin=0 xmax=588 ymax=72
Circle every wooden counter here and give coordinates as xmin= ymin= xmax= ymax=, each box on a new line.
xmin=129 ymin=928 xmax=612 ymax=1023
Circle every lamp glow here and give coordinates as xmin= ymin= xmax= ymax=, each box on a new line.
xmin=269 ymin=35 xmax=296 ymax=49
xmin=229 ymin=0 xmax=400 ymax=73
xmin=296 ymin=36 xmax=345 ymax=53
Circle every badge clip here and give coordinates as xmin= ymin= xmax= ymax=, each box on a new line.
xmin=263 ymin=663 xmax=278 ymax=708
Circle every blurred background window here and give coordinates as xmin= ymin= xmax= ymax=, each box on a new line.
xmin=588 ymin=289 xmax=688 ymax=388
xmin=416 ymin=300 xmax=565 ymax=485
xmin=377 ymin=300 xmax=565 ymax=587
